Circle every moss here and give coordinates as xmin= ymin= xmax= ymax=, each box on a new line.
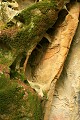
xmin=0 ymin=47 xmax=13 ymax=65
xmin=10 ymin=69 xmax=26 ymax=81
xmin=12 ymin=1 xmax=58 ymax=48
xmin=27 ymin=91 xmax=44 ymax=120
xmin=14 ymin=1 xmax=57 ymax=25
xmin=0 ymin=75 xmax=44 ymax=120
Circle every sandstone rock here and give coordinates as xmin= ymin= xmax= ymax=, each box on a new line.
xmin=49 ymin=19 xmax=80 ymax=120
xmin=44 ymin=2 xmax=80 ymax=120
xmin=25 ymin=2 xmax=79 ymax=119
xmin=26 ymin=2 xmax=79 ymax=96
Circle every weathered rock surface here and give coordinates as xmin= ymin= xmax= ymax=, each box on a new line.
xmin=0 ymin=0 xmax=19 ymax=23
xmin=49 ymin=14 xmax=80 ymax=120
xmin=26 ymin=2 xmax=79 ymax=96
xmin=25 ymin=2 xmax=80 ymax=120
xmin=15 ymin=0 xmax=36 ymax=10
xmin=0 ymin=1 xmax=80 ymax=120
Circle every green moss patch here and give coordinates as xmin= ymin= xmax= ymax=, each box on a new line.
xmin=0 ymin=75 xmax=43 ymax=120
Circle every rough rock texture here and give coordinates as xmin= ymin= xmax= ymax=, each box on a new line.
xmin=49 ymin=18 xmax=80 ymax=120
xmin=0 ymin=0 xmax=64 ymax=87
xmin=24 ymin=2 xmax=80 ymax=119
xmin=26 ymin=2 xmax=79 ymax=96
xmin=0 ymin=0 xmax=19 ymax=23
xmin=0 ymin=1 xmax=80 ymax=120
xmin=15 ymin=0 xmax=36 ymax=10
xmin=44 ymin=3 xmax=80 ymax=120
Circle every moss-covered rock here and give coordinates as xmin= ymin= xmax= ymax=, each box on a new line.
xmin=0 ymin=75 xmax=44 ymax=120
xmin=0 ymin=0 xmax=64 ymax=79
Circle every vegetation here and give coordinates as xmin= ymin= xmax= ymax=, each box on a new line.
xmin=0 ymin=74 xmax=43 ymax=120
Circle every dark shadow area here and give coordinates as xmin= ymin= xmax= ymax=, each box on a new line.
xmin=27 ymin=37 xmax=49 ymax=68
xmin=47 ymin=9 xmax=68 ymax=35
xmin=25 ymin=37 xmax=49 ymax=79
